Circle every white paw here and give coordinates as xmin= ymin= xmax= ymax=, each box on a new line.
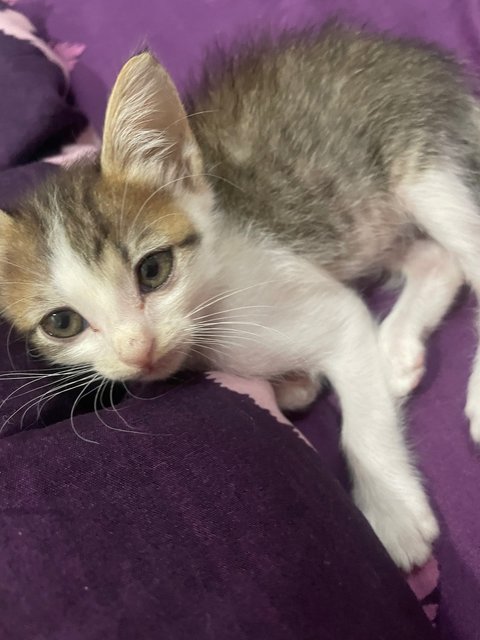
xmin=273 ymin=375 xmax=322 ymax=412
xmin=379 ymin=329 xmax=425 ymax=398
xmin=355 ymin=482 xmax=439 ymax=571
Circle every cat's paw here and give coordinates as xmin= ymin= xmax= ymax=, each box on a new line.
xmin=356 ymin=484 xmax=439 ymax=571
xmin=273 ymin=375 xmax=322 ymax=412
xmin=379 ymin=329 xmax=425 ymax=398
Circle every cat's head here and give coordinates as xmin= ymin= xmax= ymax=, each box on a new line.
xmin=0 ymin=53 xmax=217 ymax=381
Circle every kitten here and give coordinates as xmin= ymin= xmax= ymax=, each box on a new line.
xmin=4 ymin=22 xmax=480 ymax=570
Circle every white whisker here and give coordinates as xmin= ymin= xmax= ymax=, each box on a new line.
xmin=0 ymin=258 xmax=38 ymax=277
xmin=187 ymin=281 xmax=278 ymax=319
xmin=69 ymin=377 xmax=100 ymax=444
xmin=0 ymin=295 xmax=40 ymax=316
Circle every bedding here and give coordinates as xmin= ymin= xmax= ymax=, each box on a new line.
xmin=1 ymin=1 xmax=479 ymax=638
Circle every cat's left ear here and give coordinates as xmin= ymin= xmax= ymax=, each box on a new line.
xmin=0 ymin=209 xmax=13 ymax=244
xmin=0 ymin=209 xmax=13 ymax=275
xmin=101 ymin=52 xmax=203 ymax=187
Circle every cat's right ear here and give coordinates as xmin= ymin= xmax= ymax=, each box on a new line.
xmin=101 ymin=52 xmax=203 ymax=188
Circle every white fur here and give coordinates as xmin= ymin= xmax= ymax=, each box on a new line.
xmin=380 ymin=239 xmax=463 ymax=397
xmin=398 ymin=166 xmax=480 ymax=441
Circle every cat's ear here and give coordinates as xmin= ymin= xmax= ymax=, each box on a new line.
xmin=0 ymin=210 xmax=13 ymax=268
xmin=101 ymin=52 xmax=203 ymax=187
xmin=0 ymin=209 xmax=13 ymax=239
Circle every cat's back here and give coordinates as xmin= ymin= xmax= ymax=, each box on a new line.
xmin=190 ymin=23 xmax=466 ymax=169
xmin=188 ymin=24 xmax=472 ymax=278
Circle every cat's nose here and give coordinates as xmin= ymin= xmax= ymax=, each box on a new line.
xmin=117 ymin=335 xmax=155 ymax=371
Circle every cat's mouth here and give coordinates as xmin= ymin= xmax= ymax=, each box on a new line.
xmin=134 ymin=348 xmax=186 ymax=382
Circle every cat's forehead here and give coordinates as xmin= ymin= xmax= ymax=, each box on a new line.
xmin=27 ymin=162 xmax=196 ymax=260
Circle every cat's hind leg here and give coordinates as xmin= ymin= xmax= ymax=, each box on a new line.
xmin=380 ymin=239 xmax=463 ymax=397
xmin=273 ymin=373 xmax=324 ymax=412
xmin=398 ymin=164 xmax=480 ymax=440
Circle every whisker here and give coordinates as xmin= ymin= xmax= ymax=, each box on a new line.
xmin=190 ymin=304 xmax=272 ymax=323
xmin=0 ymin=364 xmax=92 ymax=380
xmin=69 ymin=377 xmax=101 ymax=445
xmin=187 ymin=281 xmax=278 ymax=319
xmin=0 ymin=295 xmax=41 ymax=316
xmin=0 ymin=258 xmax=39 ymax=277
xmin=93 ymin=379 xmax=157 ymax=435
xmin=2 ymin=369 xmax=93 ymax=406
xmin=107 ymin=380 xmax=138 ymax=431
xmin=6 ymin=323 xmax=18 ymax=370
xmin=121 ymin=377 xmax=189 ymax=403
xmin=194 ymin=317 xmax=292 ymax=343
xmin=130 ymin=212 xmax=179 ymax=241
xmin=31 ymin=374 xmax=98 ymax=424
xmin=164 ymin=109 xmax=219 ymax=131
xmin=2 ymin=373 xmax=96 ymax=434
xmin=128 ymin=171 xmax=245 ymax=241
xmin=119 ymin=177 xmax=129 ymax=237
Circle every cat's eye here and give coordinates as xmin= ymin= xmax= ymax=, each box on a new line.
xmin=137 ymin=249 xmax=173 ymax=293
xmin=40 ymin=308 xmax=87 ymax=339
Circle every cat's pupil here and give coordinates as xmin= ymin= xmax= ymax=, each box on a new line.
xmin=142 ymin=257 xmax=159 ymax=280
xmin=54 ymin=311 xmax=72 ymax=330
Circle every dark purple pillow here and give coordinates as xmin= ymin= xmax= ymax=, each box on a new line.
xmin=0 ymin=369 xmax=436 ymax=640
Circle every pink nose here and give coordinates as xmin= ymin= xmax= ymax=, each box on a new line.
xmin=118 ymin=337 xmax=155 ymax=371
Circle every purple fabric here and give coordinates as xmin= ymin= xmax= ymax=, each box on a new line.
xmin=28 ymin=1 xmax=480 ymax=636
xmin=0 ymin=6 xmax=85 ymax=168
xmin=1 ymin=369 xmax=437 ymax=640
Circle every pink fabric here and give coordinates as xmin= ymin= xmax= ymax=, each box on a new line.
xmin=207 ymin=372 xmax=291 ymax=426
xmin=44 ymin=125 xmax=100 ymax=166
xmin=0 ymin=5 xmax=69 ymax=79
xmin=407 ymin=558 xmax=440 ymax=622
xmin=52 ymin=41 xmax=86 ymax=72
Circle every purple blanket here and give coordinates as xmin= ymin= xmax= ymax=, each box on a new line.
xmin=1 ymin=0 xmax=479 ymax=638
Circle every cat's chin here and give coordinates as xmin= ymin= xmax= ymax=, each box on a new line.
xmin=134 ymin=348 xmax=187 ymax=383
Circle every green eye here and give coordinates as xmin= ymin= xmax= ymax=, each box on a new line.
xmin=40 ymin=308 xmax=87 ymax=339
xmin=137 ymin=249 xmax=173 ymax=293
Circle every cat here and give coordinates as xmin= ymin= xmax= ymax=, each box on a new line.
xmin=3 ymin=22 xmax=480 ymax=570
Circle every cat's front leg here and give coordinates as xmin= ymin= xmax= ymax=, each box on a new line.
xmin=284 ymin=276 xmax=439 ymax=570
